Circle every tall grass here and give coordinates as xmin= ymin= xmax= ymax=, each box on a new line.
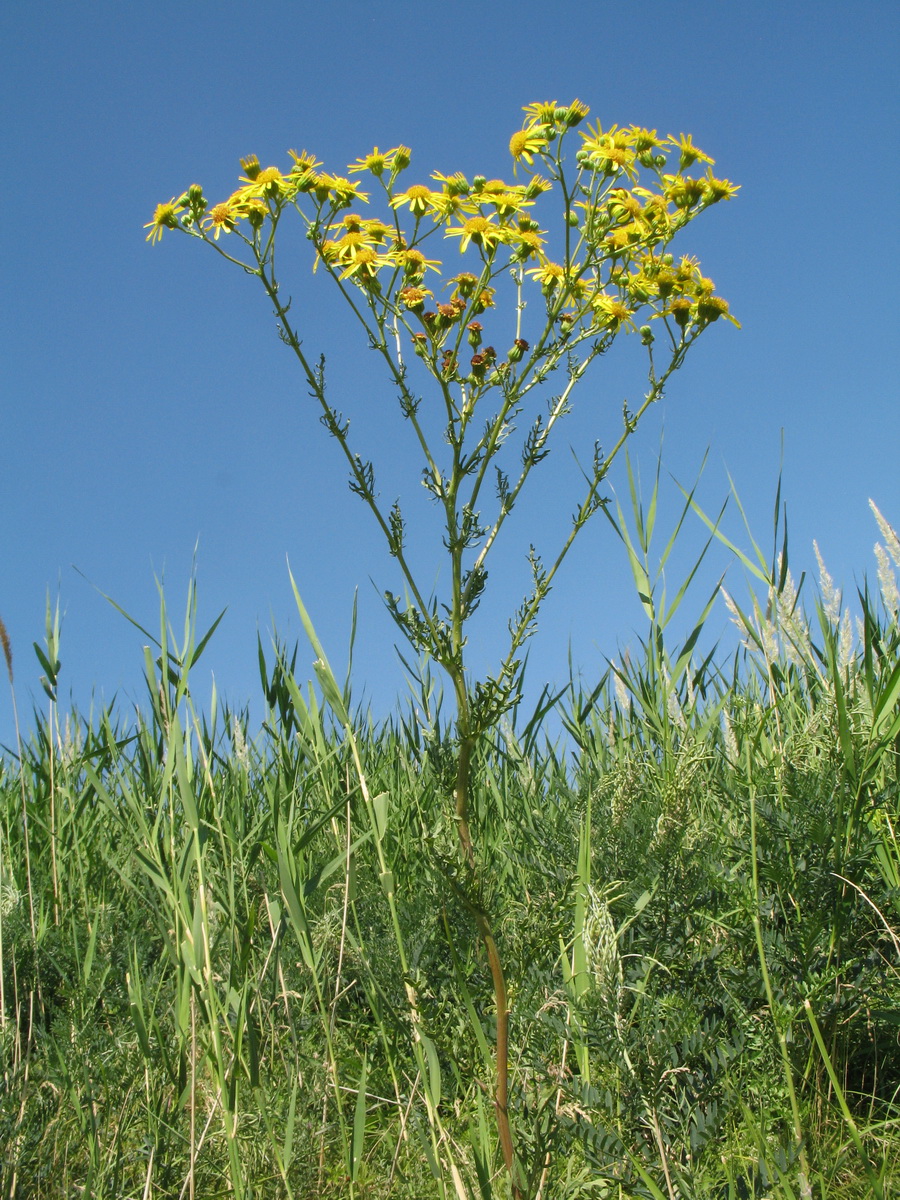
xmin=1 ymin=483 xmax=898 ymax=1198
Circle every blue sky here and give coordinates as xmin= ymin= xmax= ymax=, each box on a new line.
xmin=2 ymin=1 xmax=898 ymax=749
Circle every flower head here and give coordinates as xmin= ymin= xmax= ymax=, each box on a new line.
xmin=592 ymin=294 xmax=635 ymax=331
xmin=391 ymin=184 xmax=443 ymax=216
xmin=509 ymin=126 xmax=548 ymax=172
xmin=349 ymin=147 xmax=386 ymax=176
xmin=702 ymin=171 xmax=740 ymax=204
xmin=314 ymin=173 xmax=368 ymax=207
xmin=399 ymin=285 xmax=431 ymax=311
xmin=202 ymin=202 xmax=237 ymax=240
xmin=236 ymin=164 xmax=287 ymax=200
xmin=339 ymin=245 xmax=383 ymax=283
xmin=670 ymin=133 xmax=714 ymax=171
xmin=349 ymin=145 xmax=411 ymax=177
xmin=432 ymin=171 xmax=470 ymax=197
xmin=391 ymin=246 xmax=442 ymax=278
xmin=445 ymin=215 xmax=505 ymax=254
xmin=145 ymin=199 xmax=179 ymax=244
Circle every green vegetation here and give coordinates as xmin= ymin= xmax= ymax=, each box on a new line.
xmin=2 ymin=477 xmax=898 ymax=1199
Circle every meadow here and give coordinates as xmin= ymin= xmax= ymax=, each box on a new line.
xmin=1 ymin=482 xmax=898 ymax=1199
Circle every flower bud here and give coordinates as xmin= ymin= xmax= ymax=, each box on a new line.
xmin=187 ymin=184 xmax=206 ymax=212
xmin=393 ymin=146 xmax=411 ymax=170
xmin=640 ymin=325 xmax=654 ymax=345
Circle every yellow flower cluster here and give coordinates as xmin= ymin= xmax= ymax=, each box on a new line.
xmin=145 ymin=99 xmax=738 ymax=340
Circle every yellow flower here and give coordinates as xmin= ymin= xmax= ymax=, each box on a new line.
xmin=605 ymin=224 xmax=645 ymax=254
xmin=629 ymin=127 xmax=663 ymax=154
xmin=669 ymin=133 xmax=715 ymax=171
xmin=524 ymin=174 xmax=553 ymax=199
xmin=237 ymin=165 xmax=287 ymax=198
xmin=702 ymin=171 xmax=740 ymax=203
xmin=521 ymin=101 xmax=559 ymax=126
xmin=390 ymin=246 xmax=442 ymax=278
xmin=675 ymin=255 xmax=700 ymax=280
xmin=606 ymin=189 xmax=644 ymax=224
xmin=666 ymin=297 xmax=694 ymax=328
xmin=391 ymin=184 xmax=443 ymax=216
xmin=579 ymin=123 xmax=639 ymax=181
xmin=145 ymin=199 xmax=178 ymax=244
xmin=333 ymin=231 xmax=369 ymax=260
xmin=231 ymin=196 xmax=268 ymax=229
xmin=431 ymin=171 xmax=470 ymax=196
xmin=509 ymin=126 xmax=548 ymax=171
xmin=471 ymin=287 xmax=495 ymax=313
xmin=509 ymin=227 xmax=544 ymax=260
xmin=339 ymin=245 xmax=383 ymax=282
xmin=349 ymin=146 xmax=388 ymax=176
xmin=288 ymin=149 xmax=322 ymax=172
xmin=446 ymin=272 xmax=479 ymax=296
xmin=696 ymin=294 xmax=739 ymax=326
xmin=399 ymin=285 xmax=432 ymax=310
xmin=286 ymin=149 xmax=323 ymax=192
xmin=202 ymin=202 xmax=237 ymax=240
xmin=314 ymin=174 xmax=368 ymax=207
xmin=444 ymin=215 xmax=505 ymax=253
xmin=665 ymin=174 xmax=707 ymax=209
xmin=525 ymin=260 xmax=566 ymax=292
xmin=561 ymin=99 xmax=590 ymax=127
xmin=483 ymin=190 xmax=532 ymax=217
xmin=592 ymin=294 xmax=635 ymax=330
xmin=521 ymin=99 xmax=589 ymax=130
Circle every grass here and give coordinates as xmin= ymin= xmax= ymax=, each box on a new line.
xmin=1 ymin=485 xmax=898 ymax=1198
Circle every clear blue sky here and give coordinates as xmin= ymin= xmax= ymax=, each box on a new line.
xmin=2 ymin=1 xmax=898 ymax=749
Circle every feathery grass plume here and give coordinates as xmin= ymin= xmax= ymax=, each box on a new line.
xmin=870 ymin=499 xmax=900 ymax=567
xmin=773 ymin=559 xmax=812 ymax=667
xmin=874 ymin=543 xmax=900 ymax=616
xmin=0 ymin=614 xmax=11 ymax=684
xmin=613 ymin=661 xmax=630 ymax=712
xmin=814 ymin=540 xmax=841 ymax=625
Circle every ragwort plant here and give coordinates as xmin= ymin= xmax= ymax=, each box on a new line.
xmin=148 ymin=100 xmax=739 ymax=1195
